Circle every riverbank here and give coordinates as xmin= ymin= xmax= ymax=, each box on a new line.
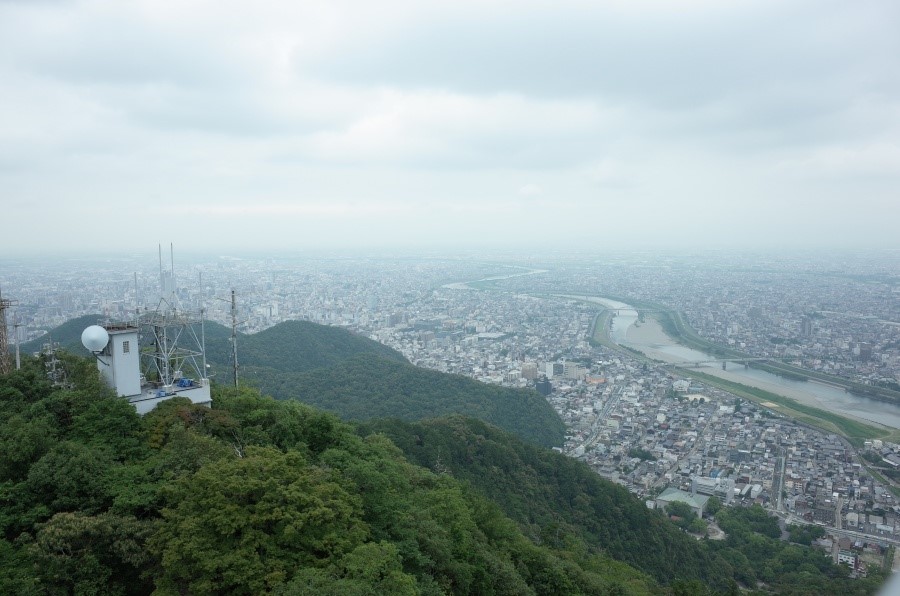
xmin=562 ymin=292 xmax=900 ymax=440
xmin=621 ymin=316 xmax=900 ymax=442
xmin=623 ymin=317 xmax=685 ymax=362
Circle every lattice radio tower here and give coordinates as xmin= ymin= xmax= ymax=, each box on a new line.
xmin=0 ymin=288 xmax=18 ymax=375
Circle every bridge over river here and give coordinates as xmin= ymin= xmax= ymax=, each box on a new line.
xmin=666 ymin=357 xmax=775 ymax=370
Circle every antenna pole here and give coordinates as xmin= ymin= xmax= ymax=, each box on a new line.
xmin=13 ymin=312 xmax=21 ymax=371
xmin=200 ymin=305 xmax=208 ymax=382
xmin=170 ymin=243 xmax=176 ymax=307
xmin=134 ymin=272 xmax=139 ymax=327
xmin=231 ymin=289 xmax=239 ymax=388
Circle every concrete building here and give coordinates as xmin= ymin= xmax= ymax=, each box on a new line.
xmin=655 ymin=487 xmax=709 ymax=517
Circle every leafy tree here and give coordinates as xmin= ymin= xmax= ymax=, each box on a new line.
xmin=787 ymin=523 xmax=826 ymax=546
xmin=277 ymin=542 xmax=417 ymax=595
xmin=150 ymin=446 xmax=368 ymax=594
xmin=28 ymin=512 xmax=152 ymax=595
xmin=0 ymin=539 xmax=38 ymax=595
xmin=705 ymin=496 xmax=722 ymax=517
xmin=0 ymin=414 xmax=58 ymax=482
xmin=665 ymin=501 xmax=693 ymax=520
xmin=26 ymin=441 xmax=114 ymax=515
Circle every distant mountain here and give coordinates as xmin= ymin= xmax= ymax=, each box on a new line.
xmin=205 ymin=320 xmax=565 ymax=447
xmin=244 ymin=352 xmax=566 ymax=448
xmin=19 ymin=314 xmax=105 ymax=355
xmin=205 ymin=320 xmax=406 ymax=375
xmin=18 ymin=315 xmax=232 ymax=356
xmin=27 ymin=316 xmax=565 ymax=447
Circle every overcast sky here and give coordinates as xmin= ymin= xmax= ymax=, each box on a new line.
xmin=1 ymin=0 xmax=898 ymax=254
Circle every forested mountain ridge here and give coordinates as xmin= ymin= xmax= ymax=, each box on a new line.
xmin=204 ymin=320 xmax=565 ymax=448
xmin=0 ymin=357 xmax=658 ymax=595
xmin=204 ymin=319 xmax=407 ymax=374
xmin=18 ymin=313 xmax=106 ymax=355
xmin=0 ymin=357 xmax=888 ymax=594
xmin=19 ymin=314 xmax=234 ymax=356
xmin=240 ymin=352 xmax=566 ymax=448
xmin=362 ymin=416 xmax=719 ymax=585
xmin=24 ymin=316 xmax=565 ymax=447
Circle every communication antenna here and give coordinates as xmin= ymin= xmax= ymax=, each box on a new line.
xmin=158 ymin=243 xmax=178 ymax=312
xmin=212 ymin=288 xmax=242 ymax=388
xmin=170 ymin=242 xmax=176 ymax=308
xmin=134 ymin=272 xmax=139 ymax=328
xmin=0 ymin=287 xmax=18 ymax=375
xmin=43 ymin=333 xmax=67 ymax=386
xmin=198 ymin=270 xmax=207 ymax=380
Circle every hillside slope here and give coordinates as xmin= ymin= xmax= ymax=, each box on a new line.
xmin=362 ymin=416 xmax=721 ymax=586
xmin=21 ymin=316 xmax=564 ymax=446
xmin=253 ymin=353 xmax=566 ymax=448
xmin=0 ymin=360 xmax=658 ymax=595
xmin=206 ymin=321 xmax=565 ymax=448
xmin=205 ymin=319 xmax=406 ymax=374
xmin=0 ymin=357 xmax=886 ymax=594
xmin=363 ymin=416 xmax=886 ymax=594
xmin=19 ymin=314 xmax=105 ymax=355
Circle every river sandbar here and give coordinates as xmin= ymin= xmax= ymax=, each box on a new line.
xmin=620 ymin=317 xmax=898 ymax=430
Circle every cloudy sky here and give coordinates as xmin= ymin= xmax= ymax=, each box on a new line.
xmin=1 ymin=0 xmax=898 ymax=254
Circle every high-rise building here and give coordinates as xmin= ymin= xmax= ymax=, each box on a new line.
xmin=535 ymin=376 xmax=552 ymax=396
xmin=800 ymin=316 xmax=814 ymax=338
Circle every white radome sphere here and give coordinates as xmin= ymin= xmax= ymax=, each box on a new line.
xmin=81 ymin=325 xmax=110 ymax=352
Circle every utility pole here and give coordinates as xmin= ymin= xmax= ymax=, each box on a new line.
xmin=13 ymin=312 xmax=22 ymax=371
xmin=230 ymin=289 xmax=239 ymax=388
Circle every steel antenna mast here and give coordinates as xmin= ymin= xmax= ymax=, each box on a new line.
xmin=0 ymin=287 xmax=18 ymax=375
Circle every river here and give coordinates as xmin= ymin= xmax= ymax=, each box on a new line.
xmin=566 ymin=295 xmax=900 ymax=430
xmin=442 ymin=267 xmax=549 ymax=290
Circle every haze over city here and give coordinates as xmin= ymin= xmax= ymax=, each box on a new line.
xmin=1 ymin=0 xmax=898 ymax=254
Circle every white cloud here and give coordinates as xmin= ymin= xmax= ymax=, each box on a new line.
xmin=778 ymin=143 xmax=900 ymax=177
xmin=0 ymin=0 xmax=898 ymax=252
xmin=519 ymin=184 xmax=542 ymax=196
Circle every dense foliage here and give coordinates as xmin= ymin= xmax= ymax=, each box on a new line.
xmin=362 ymin=417 xmax=727 ymax=587
xmin=0 ymin=353 xmax=888 ymax=594
xmin=706 ymin=506 xmax=887 ymax=593
xmin=246 ymin=353 xmax=566 ymax=448
xmin=205 ymin=321 xmax=566 ymax=447
xmin=205 ymin=319 xmax=406 ymax=375
xmin=363 ymin=417 xmax=888 ymax=595
xmin=0 ymin=357 xmax=654 ymax=595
